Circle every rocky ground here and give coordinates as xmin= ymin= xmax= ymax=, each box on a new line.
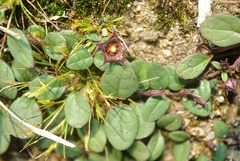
xmin=120 ymin=0 xmax=239 ymax=65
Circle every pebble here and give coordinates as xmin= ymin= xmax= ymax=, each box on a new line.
xmin=216 ymin=95 xmax=225 ymax=103
xmin=101 ymin=28 xmax=108 ymax=37
xmin=141 ymin=30 xmax=159 ymax=42
xmin=136 ymin=5 xmax=141 ymax=12
xmin=162 ymin=49 xmax=172 ymax=57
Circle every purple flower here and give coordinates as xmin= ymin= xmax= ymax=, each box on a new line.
xmin=229 ymin=56 xmax=240 ymax=72
xmin=97 ymin=28 xmax=132 ymax=66
xmin=224 ymin=78 xmax=239 ymax=93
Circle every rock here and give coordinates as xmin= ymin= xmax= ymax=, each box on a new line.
xmin=141 ymin=30 xmax=159 ymax=42
xmin=162 ymin=49 xmax=172 ymax=57
xmin=101 ymin=28 xmax=108 ymax=37
xmin=136 ymin=5 xmax=141 ymax=12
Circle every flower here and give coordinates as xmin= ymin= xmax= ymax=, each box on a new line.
xmin=229 ymin=56 xmax=240 ymax=72
xmin=224 ymin=78 xmax=239 ymax=93
xmin=97 ymin=28 xmax=132 ymax=66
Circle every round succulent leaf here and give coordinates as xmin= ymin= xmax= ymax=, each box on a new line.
xmin=169 ymin=131 xmax=191 ymax=143
xmin=64 ymin=91 xmax=91 ymax=128
xmin=213 ymin=142 xmax=227 ymax=161
xmin=211 ymin=61 xmax=221 ymax=70
xmin=141 ymin=97 xmax=169 ymax=122
xmin=7 ymin=28 xmax=34 ymax=68
xmin=27 ymin=25 xmax=46 ymax=39
xmin=131 ymin=59 xmax=150 ymax=90
xmin=201 ymin=15 xmax=240 ymax=47
xmin=147 ymin=63 xmax=169 ymax=89
xmin=74 ymin=158 xmax=89 ymax=161
xmin=89 ymin=146 xmax=122 ymax=161
xmin=88 ymin=119 xmax=107 ymax=152
xmin=93 ymin=51 xmax=110 ymax=71
xmin=66 ymin=47 xmax=93 ymax=70
xmin=197 ymin=79 xmax=211 ymax=101
xmin=157 ymin=114 xmax=182 ymax=131
xmin=221 ymin=72 xmax=228 ymax=82
xmin=55 ymin=143 xmax=83 ymax=159
xmin=105 ymin=106 xmax=139 ymax=150
xmin=166 ymin=65 xmax=186 ymax=91
xmin=176 ymin=54 xmax=210 ymax=79
xmin=100 ymin=62 xmax=139 ymax=99
xmin=127 ymin=141 xmax=150 ymax=161
xmin=0 ymin=111 xmax=10 ymax=155
xmin=29 ymin=75 xmax=66 ymax=100
xmin=147 ymin=131 xmax=165 ymax=161
xmin=183 ymin=100 xmax=211 ymax=117
xmin=134 ymin=103 xmax=155 ymax=139
xmin=43 ymin=32 xmax=68 ymax=60
xmin=7 ymin=97 xmax=42 ymax=139
xmin=12 ymin=60 xmax=38 ymax=82
xmin=196 ymin=154 xmax=211 ymax=161
xmin=60 ymin=30 xmax=79 ymax=51
xmin=87 ymin=33 xmax=99 ymax=41
xmin=213 ymin=120 xmax=230 ymax=138
xmin=173 ymin=140 xmax=190 ymax=161
xmin=34 ymin=138 xmax=55 ymax=150
xmin=0 ymin=60 xmax=17 ymax=99
xmin=89 ymin=152 xmax=106 ymax=161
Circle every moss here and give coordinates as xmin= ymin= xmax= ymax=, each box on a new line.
xmin=154 ymin=0 xmax=191 ymax=30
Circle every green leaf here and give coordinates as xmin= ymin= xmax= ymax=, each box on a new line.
xmin=176 ymin=54 xmax=210 ymax=79
xmin=147 ymin=63 xmax=169 ymax=89
xmin=197 ymin=80 xmax=211 ymax=101
xmin=169 ymin=131 xmax=191 ymax=143
xmin=196 ymin=154 xmax=211 ymax=161
xmin=213 ymin=142 xmax=227 ymax=161
xmin=43 ymin=32 xmax=68 ymax=60
xmin=147 ymin=131 xmax=165 ymax=161
xmin=0 ymin=111 xmax=10 ymax=155
xmin=60 ymin=30 xmax=79 ymax=51
xmin=89 ymin=146 xmax=122 ymax=161
xmin=127 ymin=141 xmax=150 ymax=161
xmin=66 ymin=47 xmax=93 ymax=70
xmin=131 ymin=60 xmax=150 ymax=90
xmin=29 ymin=75 xmax=66 ymax=100
xmin=64 ymin=91 xmax=91 ymax=128
xmin=7 ymin=97 xmax=42 ymax=139
xmin=55 ymin=144 xmax=83 ymax=159
xmin=88 ymin=119 xmax=107 ymax=152
xmin=183 ymin=100 xmax=211 ymax=117
xmin=27 ymin=25 xmax=46 ymax=39
xmin=141 ymin=97 xmax=169 ymax=122
xmin=74 ymin=157 xmax=88 ymax=161
xmin=100 ymin=62 xmax=139 ymax=99
xmin=0 ymin=60 xmax=17 ymax=99
xmin=87 ymin=33 xmax=99 ymax=41
xmin=11 ymin=60 xmax=38 ymax=82
xmin=201 ymin=15 xmax=240 ymax=47
xmin=157 ymin=114 xmax=182 ymax=131
xmin=134 ymin=103 xmax=155 ymax=139
xmin=211 ymin=61 xmax=221 ymax=70
xmin=221 ymin=72 xmax=228 ymax=82
xmin=213 ymin=120 xmax=230 ymax=138
xmin=166 ymin=65 xmax=186 ymax=91
xmin=105 ymin=107 xmax=139 ymax=150
xmin=7 ymin=28 xmax=34 ymax=68
xmin=173 ymin=140 xmax=190 ymax=161
xmin=93 ymin=51 xmax=110 ymax=71
xmin=34 ymin=138 xmax=54 ymax=149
